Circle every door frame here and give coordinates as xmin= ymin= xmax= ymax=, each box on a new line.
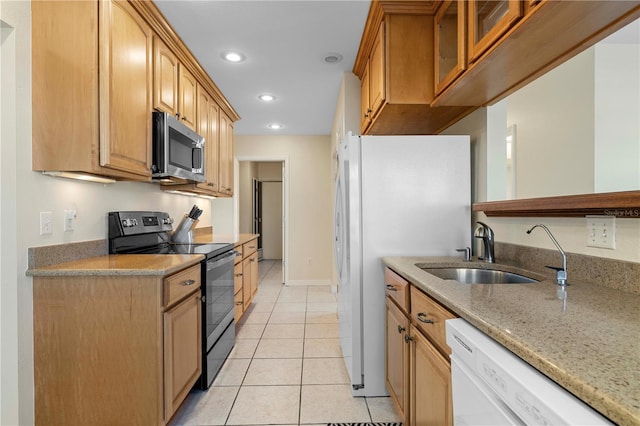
xmin=234 ymin=156 xmax=289 ymax=284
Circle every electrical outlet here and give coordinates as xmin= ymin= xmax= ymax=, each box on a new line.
xmin=40 ymin=211 xmax=53 ymax=235
xmin=586 ymin=215 xmax=616 ymax=249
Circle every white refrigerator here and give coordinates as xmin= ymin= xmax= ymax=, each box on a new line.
xmin=334 ymin=133 xmax=471 ymax=396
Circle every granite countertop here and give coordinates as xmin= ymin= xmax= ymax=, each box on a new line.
xmin=27 ymin=254 xmax=204 ymax=277
xmin=192 ymin=231 xmax=258 ymax=246
xmin=383 ymin=256 xmax=640 ymax=426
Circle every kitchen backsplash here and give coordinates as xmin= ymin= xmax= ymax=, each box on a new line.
xmin=496 ymin=242 xmax=640 ymax=295
xmin=28 ymin=240 xmax=106 ymax=269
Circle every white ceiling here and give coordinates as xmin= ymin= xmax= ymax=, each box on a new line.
xmin=154 ymin=0 xmax=371 ymax=135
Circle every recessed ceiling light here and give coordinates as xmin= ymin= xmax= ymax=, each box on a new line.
xmin=324 ymin=53 xmax=343 ymax=64
xmin=267 ymin=123 xmax=283 ymax=130
xmin=222 ymin=51 xmax=246 ymax=63
xmin=258 ymin=94 xmax=276 ymax=102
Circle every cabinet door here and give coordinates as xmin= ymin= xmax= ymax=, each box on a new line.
xmin=242 ymin=256 xmax=252 ymax=310
xmin=219 ymin=111 xmax=234 ymax=196
xmin=468 ymin=0 xmax=522 ymax=62
xmin=386 ymin=298 xmax=409 ymax=424
xmin=196 ymin=86 xmax=213 ymax=191
xmin=369 ymin=21 xmax=385 ymax=119
xmin=99 ymin=0 xmax=152 ymax=178
xmin=207 ymin=100 xmax=221 ymax=193
xmin=410 ymin=326 xmax=453 ymax=426
xmin=164 ymin=292 xmax=202 ymax=421
xmin=360 ymin=61 xmax=371 ymax=133
xmin=178 ymin=63 xmax=198 ymax=130
xmin=153 ymin=36 xmax=179 ymax=115
xmin=250 ymin=251 xmax=259 ymax=298
xmin=435 ymin=0 xmax=467 ymax=95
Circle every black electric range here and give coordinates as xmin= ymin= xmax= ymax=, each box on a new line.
xmin=108 ymin=211 xmax=236 ymax=390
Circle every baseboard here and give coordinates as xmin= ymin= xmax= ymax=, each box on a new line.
xmin=285 ymin=279 xmax=333 ymax=287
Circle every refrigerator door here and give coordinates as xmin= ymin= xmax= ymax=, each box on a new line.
xmin=336 ymin=134 xmax=363 ymax=390
xmin=338 ymin=133 xmax=471 ymax=397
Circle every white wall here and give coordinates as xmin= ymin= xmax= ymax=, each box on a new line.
xmin=594 ymin=43 xmax=640 ymax=192
xmin=234 ymin=135 xmax=332 ymax=284
xmin=442 ymin=81 xmax=640 ymax=264
xmin=1 ymin=2 xmax=219 ymax=422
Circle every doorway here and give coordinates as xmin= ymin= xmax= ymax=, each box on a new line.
xmin=238 ymin=160 xmax=286 ymax=283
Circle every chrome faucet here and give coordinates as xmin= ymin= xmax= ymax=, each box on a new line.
xmin=526 ymin=224 xmax=567 ymax=286
xmin=474 ymin=221 xmax=495 ymax=263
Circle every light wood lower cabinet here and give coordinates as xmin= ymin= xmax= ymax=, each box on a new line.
xmin=233 ymin=237 xmax=260 ymax=319
xmin=410 ymin=324 xmax=453 ymax=426
xmin=384 ymin=267 xmax=455 ymax=426
xmin=386 ymin=297 xmax=410 ymax=424
xmin=163 ymin=292 xmax=202 ymax=420
xmin=33 ymin=264 xmax=202 ymax=425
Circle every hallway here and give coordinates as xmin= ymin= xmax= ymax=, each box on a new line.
xmin=170 ymin=260 xmax=401 ymax=425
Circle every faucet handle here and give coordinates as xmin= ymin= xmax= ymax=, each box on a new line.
xmin=545 ymin=266 xmax=568 ymax=286
xmin=456 ymin=247 xmax=471 ymax=261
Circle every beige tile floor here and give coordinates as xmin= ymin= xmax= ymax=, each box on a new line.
xmin=170 ymin=260 xmax=402 ymax=426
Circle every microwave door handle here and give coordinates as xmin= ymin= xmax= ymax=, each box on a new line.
xmin=192 ymin=146 xmax=202 ymax=170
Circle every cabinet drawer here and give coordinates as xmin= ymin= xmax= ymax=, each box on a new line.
xmin=384 ymin=268 xmax=409 ymax=313
xmin=234 ymin=244 xmax=244 ymax=263
xmin=243 ymin=239 xmax=258 ymax=256
xmin=164 ymin=264 xmax=201 ymax=308
xmin=410 ymin=286 xmax=456 ymax=356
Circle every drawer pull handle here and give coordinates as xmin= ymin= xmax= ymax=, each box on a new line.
xmin=397 ymin=325 xmax=405 ymax=334
xmin=385 ymin=284 xmax=397 ymax=291
xmin=235 ymin=273 xmax=243 ymax=277
xmin=181 ymin=279 xmax=196 ymax=286
xmin=417 ymin=312 xmax=435 ymax=324
xmin=404 ymin=334 xmax=413 ymax=343
xmin=235 ymin=301 xmax=243 ymax=306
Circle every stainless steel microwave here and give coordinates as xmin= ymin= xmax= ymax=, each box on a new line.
xmin=152 ymin=111 xmax=205 ymax=183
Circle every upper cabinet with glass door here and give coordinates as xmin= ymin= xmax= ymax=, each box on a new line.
xmin=468 ymin=0 xmax=522 ymax=62
xmin=435 ymin=0 xmax=467 ymax=95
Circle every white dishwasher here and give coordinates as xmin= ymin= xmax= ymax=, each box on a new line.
xmin=445 ymin=318 xmax=612 ymax=426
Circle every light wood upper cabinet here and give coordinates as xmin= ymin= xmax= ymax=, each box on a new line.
xmin=353 ymin=2 xmax=473 ymax=135
xmin=32 ymin=0 xmax=238 ymax=184
xmin=219 ymin=111 xmax=234 ymax=196
xmin=154 ymin=36 xmax=179 ymax=115
xmin=178 ymin=64 xmax=198 ymax=130
xmin=196 ymin=86 xmax=220 ymax=192
xmin=468 ymin=0 xmax=522 ymax=62
xmin=434 ymin=1 xmax=640 ymax=106
xmin=435 ymin=0 xmax=467 ymax=95
xmin=99 ymin=0 xmax=153 ymax=177
xmin=32 ymin=0 xmax=152 ymax=181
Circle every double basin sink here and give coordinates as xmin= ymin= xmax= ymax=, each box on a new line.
xmin=418 ymin=265 xmax=540 ymax=285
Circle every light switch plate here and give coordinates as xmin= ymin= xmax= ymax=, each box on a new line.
xmin=586 ymin=215 xmax=615 ymax=249
xmin=40 ymin=211 xmax=53 ymax=235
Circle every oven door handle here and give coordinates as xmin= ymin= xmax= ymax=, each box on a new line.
xmin=206 ymin=250 xmax=237 ymax=270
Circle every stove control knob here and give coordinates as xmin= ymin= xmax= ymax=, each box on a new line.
xmin=121 ymin=218 xmax=137 ymax=228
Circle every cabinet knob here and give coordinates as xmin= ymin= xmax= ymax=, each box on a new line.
xmin=397 ymin=325 xmax=405 ymax=334
xmin=404 ymin=334 xmax=413 ymax=343
xmin=416 ymin=312 xmax=435 ymax=324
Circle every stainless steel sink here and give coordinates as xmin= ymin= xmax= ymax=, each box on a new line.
xmin=419 ymin=267 xmax=539 ymax=284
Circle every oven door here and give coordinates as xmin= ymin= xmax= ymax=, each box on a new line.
xmin=203 ymin=250 xmax=236 ymax=350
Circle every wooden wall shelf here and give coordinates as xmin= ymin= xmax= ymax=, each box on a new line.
xmin=473 ymin=191 xmax=640 ymax=218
